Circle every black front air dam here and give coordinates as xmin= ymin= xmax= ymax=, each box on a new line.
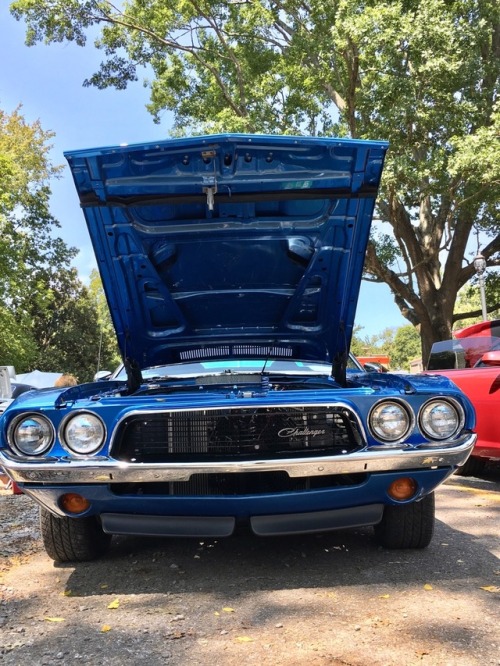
xmin=100 ymin=504 xmax=384 ymax=538
xmin=250 ymin=504 xmax=384 ymax=536
xmin=101 ymin=513 xmax=235 ymax=537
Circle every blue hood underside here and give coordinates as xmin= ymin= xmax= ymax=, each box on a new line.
xmin=65 ymin=134 xmax=387 ymax=371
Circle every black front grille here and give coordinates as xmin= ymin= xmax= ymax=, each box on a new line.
xmin=112 ymin=406 xmax=364 ymax=463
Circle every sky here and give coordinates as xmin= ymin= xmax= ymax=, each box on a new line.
xmin=0 ymin=3 xmax=408 ymax=339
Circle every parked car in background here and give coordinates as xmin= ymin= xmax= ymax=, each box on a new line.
xmin=0 ymin=376 xmax=37 ymax=416
xmin=426 ymin=319 xmax=500 ymax=476
xmin=356 ymin=356 xmax=390 ymax=372
xmin=0 ymin=134 xmax=476 ymax=562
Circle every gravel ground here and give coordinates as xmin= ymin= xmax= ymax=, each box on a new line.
xmin=0 ymin=490 xmax=41 ymax=569
xmin=0 ymin=473 xmax=499 ymax=666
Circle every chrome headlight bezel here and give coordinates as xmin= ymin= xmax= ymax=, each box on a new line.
xmin=418 ymin=398 xmax=464 ymax=441
xmin=59 ymin=411 xmax=107 ymax=456
xmin=368 ymin=399 xmax=414 ymax=444
xmin=8 ymin=413 xmax=55 ymax=457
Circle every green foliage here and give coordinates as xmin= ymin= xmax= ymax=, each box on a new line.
xmin=390 ymin=326 xmax=422 ymax=372
xmin=368 ymin=234 xmax=400 ymax=271
xmin=0 ymin=305 xmax=37 ymax=370
xmin=451 ymin=100 xmax=500 ymax=186
xmin=453 ymin=276 xmax=500 ymax=329
xmin=0 ymin=105 xmax=110 ymax=380
xmin=352 ymin=324 xmax=422 ymax=372
xmin=350 ymin=327 xmax=368 ymax=357
xmin=352 ymin=327 xmax=396 ymax=356
xmin=0 ymin=105 xmax=72 ymax=307
xmin=25 ymin=268 xmax=98 ymax=382
xmin=87 ymin=268 xmax=121 ymax=373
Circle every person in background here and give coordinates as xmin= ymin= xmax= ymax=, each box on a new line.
xmin=54 ymin=374 xmax=78 ymax=387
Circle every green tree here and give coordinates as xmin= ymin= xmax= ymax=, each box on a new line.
xmin=88 ymin=268 xmax=121 ymax=374
xmin=0 ymin=305 xmax=37 ymax=370
xmin=390 ymin=325 xmax=422 ymax=372
xmin=0 ymin=105 xmax=122 ymax=381
xmin=453 ymin=275 xmax=500 ymax=330
xmin=0 ymin=105 xmax=85 ymax=373
xmin=27 ymin=267 xmax=104 ymax=382
xmin=450 ymin=100 xmax=500 ymax=192
xmin=10 ymin=0 xmax=500 ymax=361
xmin=0 ymin=106 xmax=71 ymax=305
xmin=351 ymin=327 xmax=396 ymax=358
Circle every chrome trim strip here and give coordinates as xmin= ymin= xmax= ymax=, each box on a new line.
xmin=1 ymin=434 xmax=476 ymax=484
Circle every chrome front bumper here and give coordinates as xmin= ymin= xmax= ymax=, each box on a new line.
xmin=1 ymin=434 xmax=476 ymax=484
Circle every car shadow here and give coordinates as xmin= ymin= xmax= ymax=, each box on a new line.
xmin=57 ymin=510 xmax=499 ymax=599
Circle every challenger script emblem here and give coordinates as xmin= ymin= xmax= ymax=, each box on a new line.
xmin=278 ymin=427 xmax=326 ymax=438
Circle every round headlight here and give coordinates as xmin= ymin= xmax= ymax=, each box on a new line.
xmin=419 ymin=400 xmax=461 ymax=440
xmin=369 ymin=401 xmax=411 ymax=442
xmin=62 ymin=413 xmax=105 ymax=455
xmin=11 ymin=414 xmax=54 ymax=456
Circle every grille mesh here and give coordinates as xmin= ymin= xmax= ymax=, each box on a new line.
xmin=112 ymin=406 xmax=363 ymax=463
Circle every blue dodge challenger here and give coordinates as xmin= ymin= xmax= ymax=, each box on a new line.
xmin=0 ymin=134 xmax=475 ymax=561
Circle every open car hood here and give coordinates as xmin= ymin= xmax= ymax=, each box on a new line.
xmin=66 ymin=134 xmax=387 ymax=372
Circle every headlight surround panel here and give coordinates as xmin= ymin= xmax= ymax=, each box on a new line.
xmin=418 ymin=398 xmax=464 ymax=441
xmin=59 ymin=411 xmax=107 ymax=456
xmin=8 ymin=413 xmax=55 ymax=456
xmin=368 ymin=400 xmax=414 ymax=444
xmin=2 ymin=388 xmax=470 ymax=464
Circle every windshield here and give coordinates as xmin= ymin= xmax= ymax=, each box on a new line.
xmin=111 ymin=355 xmax=364 ymax=381
xmin=427 ymin=336 xmax=500 ymax=370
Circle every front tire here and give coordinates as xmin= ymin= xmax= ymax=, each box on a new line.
xmin=40 ymin=507 xmax=112 ymax=563
xmin=374 ymin=493 xmax=435 ymax=549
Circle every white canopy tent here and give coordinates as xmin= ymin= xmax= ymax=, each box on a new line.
xmin=16 ymin=370 xmax=63 ymax=389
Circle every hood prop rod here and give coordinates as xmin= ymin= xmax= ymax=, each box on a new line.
xmin=124 ymin=357 xmax=143 ymax=394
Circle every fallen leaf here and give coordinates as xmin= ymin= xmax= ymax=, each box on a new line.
xmin=100 ymin=584 xmax=108 ymax=589
xmin=61 ymin=590 xmax=73 ymax=597
xmin=235 ymin=636 xmax=253 ymax=643
xmin=171 ymin=631 xmax=185 ymax=639
xmin=214 ymin=612 xmax=220 ymax=616
xmin=108 ymin=599 xmax=120 ymax=609
xmin=101 ymin=625 xmax=112 ymax=632
xmin=223 ymin=607 xmax=235 ymax=613
xmin=379 ymin=594 xmax=390 ymax=599
xmin=44 ymin=617 xmax=65 ymax=623
xmin=480 ymin=586 xmax=500 ymax=593
xmin=423 ymin=584 xmax=433 ymax=591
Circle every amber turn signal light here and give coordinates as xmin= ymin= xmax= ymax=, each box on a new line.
xmin=387 ymin=477 xmax=417 ymax=501
xmin=59 ymin=493 xmax=91 ymax=515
